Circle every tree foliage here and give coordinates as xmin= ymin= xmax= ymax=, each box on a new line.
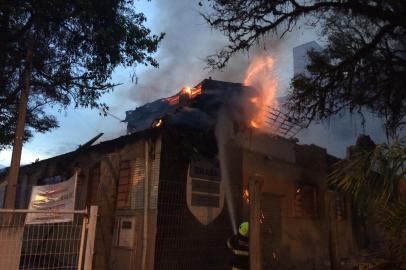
xmin=378 ymin=200 xmax=406 ymax=262
xmin=329 ymin=136 xmax=406 ymax=262
xmin=203 ymin=0 xmax=406 ymax=135
xmin=329 ymin=137 xmax=405 ymax=207
xmin=0 ymin=0 xmax=164 ymax=150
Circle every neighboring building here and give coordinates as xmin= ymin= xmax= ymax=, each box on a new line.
xmin=0 ymin=79 xmax=357 ymax=270
xmin=293 ymin=41 xmax=322 ymax=77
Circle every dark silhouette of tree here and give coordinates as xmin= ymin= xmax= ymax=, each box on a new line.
xmin=203 ymin=1 xmax=406 ymax=135
xmin=0 ymin=0 xmax=164 ymax=149
xmin=329 ymin=136 xmax=406 ymax=263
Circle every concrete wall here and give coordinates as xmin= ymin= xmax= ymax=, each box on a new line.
xmin=153 ymin=131 xmax=239 ymax=270
xmin=109 ymin=136 xmax=161 ymax=270
xmin=0 ymin=130 xmax=161 ymax=270
xmin=0 ymin=128 xmax=358 ymax=270
xmin=240 ymin=133 xmax=356 ymax=269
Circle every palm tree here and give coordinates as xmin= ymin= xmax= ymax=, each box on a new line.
xmin=328 ymin=136 xmax=406 ymax=265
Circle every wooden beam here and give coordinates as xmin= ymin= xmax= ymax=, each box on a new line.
xmin=249 ymin=175 xmax=263 ymax=270
xmin=84 ymin=205 xmax=98 ymax=270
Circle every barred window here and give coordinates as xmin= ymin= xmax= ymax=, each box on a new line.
xmin=0 ymin=185 xmax=5 ymax=208
xmin=150 ymin=150 xmax=161 ymax=209
xmin=131 ymin=158 xmax=145 ymax=209
xmin=116 ymin=160 xmax=132 ymax=209
xmin=293 ymin=183 xmax=318 ymax=218
xmin=335 ymin=193 xmax=346 ymax=221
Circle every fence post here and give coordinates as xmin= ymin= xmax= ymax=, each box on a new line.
xmin=77 ymin=214 xmax=88 ymax=270
xmin=84 ymin=205 xmax=98 ymax=270
xmin=249 ymin=175 xmax=263 ymax=270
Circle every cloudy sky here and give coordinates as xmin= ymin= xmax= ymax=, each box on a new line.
xmin=0 ymin=0 xmax=387 ymax=167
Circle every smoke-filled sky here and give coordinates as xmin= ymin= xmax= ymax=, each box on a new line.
xmin=0 ymin=0 xmax=387 ymax=167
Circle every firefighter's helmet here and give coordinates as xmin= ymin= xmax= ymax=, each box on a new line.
xmin=239 ymin=222 xmax=249 ymax=237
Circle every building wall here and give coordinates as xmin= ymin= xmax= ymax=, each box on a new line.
xmin=241 ymin=134 xmax=356 ymax=269
xmin=0 ymin=130 xmax=161 ymax=270
xmin=109 ymin=136 xmax=162 ymax=270
xmin=153 ymin=132 xmax=240 ymax=270
xmin=0 ymin=128 xmax=357 ymax=270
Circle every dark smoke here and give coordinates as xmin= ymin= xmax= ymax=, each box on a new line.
xmin=122 ymin=0 xmax=389 ymax=157
xmin=124 ymin=0 xmax=303 ymax=105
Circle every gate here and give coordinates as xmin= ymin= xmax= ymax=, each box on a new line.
xmin=0 ymin=206 xmax=98 ymax=270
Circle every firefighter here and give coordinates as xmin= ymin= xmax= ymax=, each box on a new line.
xmin=227 ymin=222 xmax=249 ymax=270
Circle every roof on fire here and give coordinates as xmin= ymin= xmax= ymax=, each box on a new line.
xmin=0 ymin=78 xmax=338 ymax=182
xmin=124 ymin=79 xmax=255 ymax=134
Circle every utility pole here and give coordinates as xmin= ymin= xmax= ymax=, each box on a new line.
xmin=249 ymin=175 xmax=263 ymax=270
xmin=4 ymin=42 xmax=33 ymax=209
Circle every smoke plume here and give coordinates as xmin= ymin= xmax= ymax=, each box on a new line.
xmin=124 ymin=0 xmax=303 ymax=105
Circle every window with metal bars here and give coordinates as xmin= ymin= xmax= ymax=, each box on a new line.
xmin=116 ymin=160 xmax=132 ymax=209
xmin=150 ymin=149 xmax=161 ymax=209
xmin=293 ymin=183 xmax=318 ymax=218
xmin=131 ymin=158 xmax=145 ymax=209
xmin=335 ymin=193 xmax=346 ymax=221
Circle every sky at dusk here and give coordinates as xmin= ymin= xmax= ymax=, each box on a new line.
xmin=0 ymin=0 xmax=387 ymax=167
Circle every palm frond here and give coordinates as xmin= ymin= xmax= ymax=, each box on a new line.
xmin=328 ymin=137 xmax=406 ymax=208
xmin=377 ymin=200 xmax=406 ymax=261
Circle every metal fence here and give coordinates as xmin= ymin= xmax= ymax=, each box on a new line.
xmin=0 ymin=207 xmax=97 ymax=270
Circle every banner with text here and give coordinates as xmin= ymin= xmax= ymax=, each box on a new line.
xmin=25 ymin=173 xmax=77 ymax=224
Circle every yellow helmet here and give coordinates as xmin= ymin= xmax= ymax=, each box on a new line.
xmin=239 ymin=222 xmax=249 ymax=237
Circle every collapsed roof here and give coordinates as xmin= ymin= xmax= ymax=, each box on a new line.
xmin=124 ymin=78 xmax=302 ymax=138
xmin=124 ymin=79 xmax=255 ymax=134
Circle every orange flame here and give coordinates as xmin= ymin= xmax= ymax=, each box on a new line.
xmin=244 ymin=55 xmax=278 ymax=130
xmin=181 ymin=86 xmax=202 ymax=98
xmin=250 ymin=120 xmax=259 ymax=129
xmin=243 ymin=188 xmax=250 ymax=203
xmin=182 ymin=87 xmax=192 ymax=95
xmin=250 ymin=97 xmax=258 ymax=104
xmin=153 ymin=119 xmax=163 ymax=128
xmin=166 ymin=95 xmax=179 ymax=105
xmin=167 ymin=85 xmax=202 ymax=105
xmin=191 ymin=85 xmax=202 ymax=98
xmin=260 ymin=210 xmax=265 ymax=224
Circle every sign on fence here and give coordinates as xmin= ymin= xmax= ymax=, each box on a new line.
xmin=26 ymin=173 xmax=77 ymax=224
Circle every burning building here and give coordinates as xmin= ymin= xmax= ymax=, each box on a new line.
xmin=0 ymin=77 xmax=357 ymax=270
